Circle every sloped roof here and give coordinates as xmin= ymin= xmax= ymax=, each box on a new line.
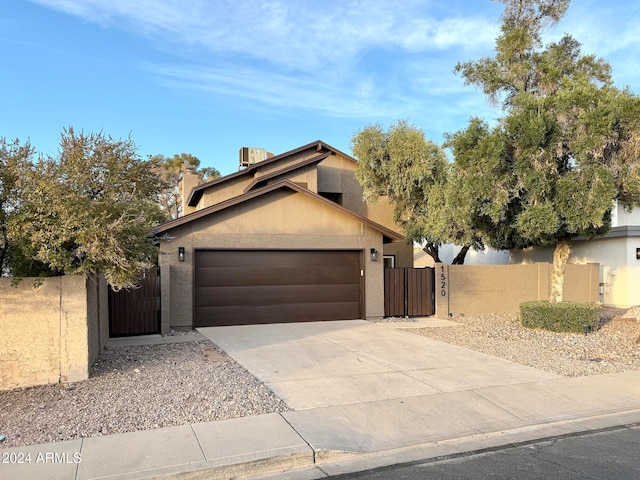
xmin=243 ymin=151 xmax=331 ymax=193
xmin=186 ymin=140 xmax=355 ymax=207
xmin=155 ymin=179 xmax=403 ymax=243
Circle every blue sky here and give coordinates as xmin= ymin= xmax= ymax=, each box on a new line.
xmin=2 ymin=0 xmax=639 ymax=175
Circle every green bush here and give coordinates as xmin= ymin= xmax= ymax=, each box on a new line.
xmin=520 ymin=301 xmax=602 ymax=333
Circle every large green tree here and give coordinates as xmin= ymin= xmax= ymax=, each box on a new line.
xmin=151 ymin=153 xmax=220 ymax=219
xmin=351 ymin=120 xmax=452 ymax=262
xmin=0 ymin=138 xmax=34 ymax=275
xmin=9 ymin=128 xmax=167 ymax=289
xmin=454 ymin=0 xmax=640 ymax=302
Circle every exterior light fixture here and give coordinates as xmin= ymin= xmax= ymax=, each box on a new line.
xmin=370 ymin=248 xmax=378 ymax=261
xmin=636 ymin=248 xmax=640 ymax=260
xmin=178 ymin=247 xmax=185 ymax=262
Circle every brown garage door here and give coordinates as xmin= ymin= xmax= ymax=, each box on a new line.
xmin=194 ymin=250 xmax=362 ymax=326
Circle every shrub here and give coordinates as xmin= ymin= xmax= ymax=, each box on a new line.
xmin=520 ymin=301 xmax=602 ymax=333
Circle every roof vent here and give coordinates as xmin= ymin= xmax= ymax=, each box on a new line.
xmin=239 ymin=147 xmax=266 ymax=168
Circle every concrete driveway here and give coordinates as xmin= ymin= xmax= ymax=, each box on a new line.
xmin=198 ymin=320 xmax=559 ymax=410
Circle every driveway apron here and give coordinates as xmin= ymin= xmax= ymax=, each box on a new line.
xmin=198 ymin=320 xmax=559 ymax=410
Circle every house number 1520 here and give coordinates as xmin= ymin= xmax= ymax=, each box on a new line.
xmin=440 ymin=265 xmax=447 ymax=297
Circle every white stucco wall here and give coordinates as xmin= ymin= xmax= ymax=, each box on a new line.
xmin=611 ymin=201 xmax=640 ymax=227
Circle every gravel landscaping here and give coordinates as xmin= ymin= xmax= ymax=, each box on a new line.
xmin=1 ymin=306 xmax=638 ymax=449
xmin=404 ymin=306 xmax=640 ymax=377
xmin=0 ymin=338 xmax=289 ymax=449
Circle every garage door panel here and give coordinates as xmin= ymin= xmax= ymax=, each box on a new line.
xmin=195 ymin=266 xmax=360 ymax=287
xmin=195 ymin=284 xmax=361 ymax=307
xmin=195 ymin=302 xmax=362 ymax=326
xmin=194 ymin=250 xmax=362 ymax=326
xmin=197 ymin=250 xmax=359 ymax=268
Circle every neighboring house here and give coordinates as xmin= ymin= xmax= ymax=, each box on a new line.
xmin=154 ymin=140 xmax=413 ymax=333
xmin=511 ymin=201 xmax=640 ymax=308
xmin=414 ymin=245 xmax=510 ymax=267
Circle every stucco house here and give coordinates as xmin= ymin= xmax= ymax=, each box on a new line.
xmin=154 ymin=140 xmax=413 ymax=333
xmin=511 ymin=201 xmax=640 ymax=308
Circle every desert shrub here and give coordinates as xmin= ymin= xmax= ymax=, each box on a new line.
xmin=520 ymin=301 xmax=602 ymax=333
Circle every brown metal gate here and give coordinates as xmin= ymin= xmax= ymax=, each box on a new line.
xmin=109 ymin=267 xmax=160 ymax=336
xmin=384 ymin=267 xmax=435 ymax=317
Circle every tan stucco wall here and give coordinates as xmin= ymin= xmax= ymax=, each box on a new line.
xmin=264 ymin=165 xmax=318 ymax=192
xmin=320 ymin=155 xmax=405 ymax=235
xmin=200 ymin=176 xmax=248 ymax=210
xmin=383 ymin=242 xmax=414 ymax=268
xmin=511 ymin=236 xmax=640 ymax=307
xmin=316 ymin=155 xmax=413 ymax=266
xmin=435 ymin=263 xmax=599 ymax=317
xmin=87 ymin=275 xmax=109 ymax=367
xmin=159 ymin=189 xmax=387 ymax=330
xmin=0 ymin=275 xmax=105 ymax=391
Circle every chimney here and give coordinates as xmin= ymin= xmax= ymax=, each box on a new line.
xmin=180 ymin=165 xmax=199 ymax=216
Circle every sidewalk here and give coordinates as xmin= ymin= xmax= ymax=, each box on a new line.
xmin=2 ymin=322 xmax=640 ymax=480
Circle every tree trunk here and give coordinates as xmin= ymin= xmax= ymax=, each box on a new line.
xmin=423 ymin=242 xmax=441 ymax=263
xmin=451 ymin=245 xmax=470 ymax=265
xmin=0 ymin=225 xmax=7 ymax=274
xmin=550 ymin=236 xmax=572 ymax=303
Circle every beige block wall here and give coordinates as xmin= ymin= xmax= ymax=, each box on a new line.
xmin=160 ymin=190 xmax=387 ymax=331
xmin=435 ymin=263 xmax=599 ymax=318
xmin=0 ymin=275 xmax=106 ymax=391
xmin=87 ymin=275 xmax=109 ymax=367
xmin=511 ymin=236 xmax=640 ymax=307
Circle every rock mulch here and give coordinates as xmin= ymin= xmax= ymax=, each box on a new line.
xmin=406 ymin=306 xmax=640 ymax=377
xmin=0 ymin=340 xmax=289 ymax=449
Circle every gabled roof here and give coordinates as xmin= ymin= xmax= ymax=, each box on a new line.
xmin=187 ymin=140 xmax=355 ymax=207
xmin=155 ymin=179 xmax=403 ymax=242
xmin=243 ymin=151 xmax=331 ymax=193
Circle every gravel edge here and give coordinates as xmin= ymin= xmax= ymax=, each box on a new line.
xmin=0 ymin=339 xmax=289 ymax=449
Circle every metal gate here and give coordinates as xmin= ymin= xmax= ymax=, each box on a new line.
xmin=384 ymin=267 xmax=435 ymax=317
xmin=108 ymin=267 xmax=160 ymax=336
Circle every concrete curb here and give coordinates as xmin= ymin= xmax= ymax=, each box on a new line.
xmin=145 ymin=451 xmax=314 ymax=480
xmin=247 ymin=410 xmax=640 ymax=479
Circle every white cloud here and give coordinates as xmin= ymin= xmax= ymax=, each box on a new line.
xmin=146 ymin=62 xmax=411 ymax=119
xmin=31 ymin=0 xmax=497 ymax=69
xmin=32 ymin=0 xmax=640 ymax=125
xmin=29 ymin=0 xmax=502 ymax=121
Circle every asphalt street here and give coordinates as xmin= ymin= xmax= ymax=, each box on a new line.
xmin=327 ymin=425 xmax=640 ymax=480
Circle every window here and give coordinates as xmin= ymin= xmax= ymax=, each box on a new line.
xmin=383 ymin=255 xmax=395 ymax=268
